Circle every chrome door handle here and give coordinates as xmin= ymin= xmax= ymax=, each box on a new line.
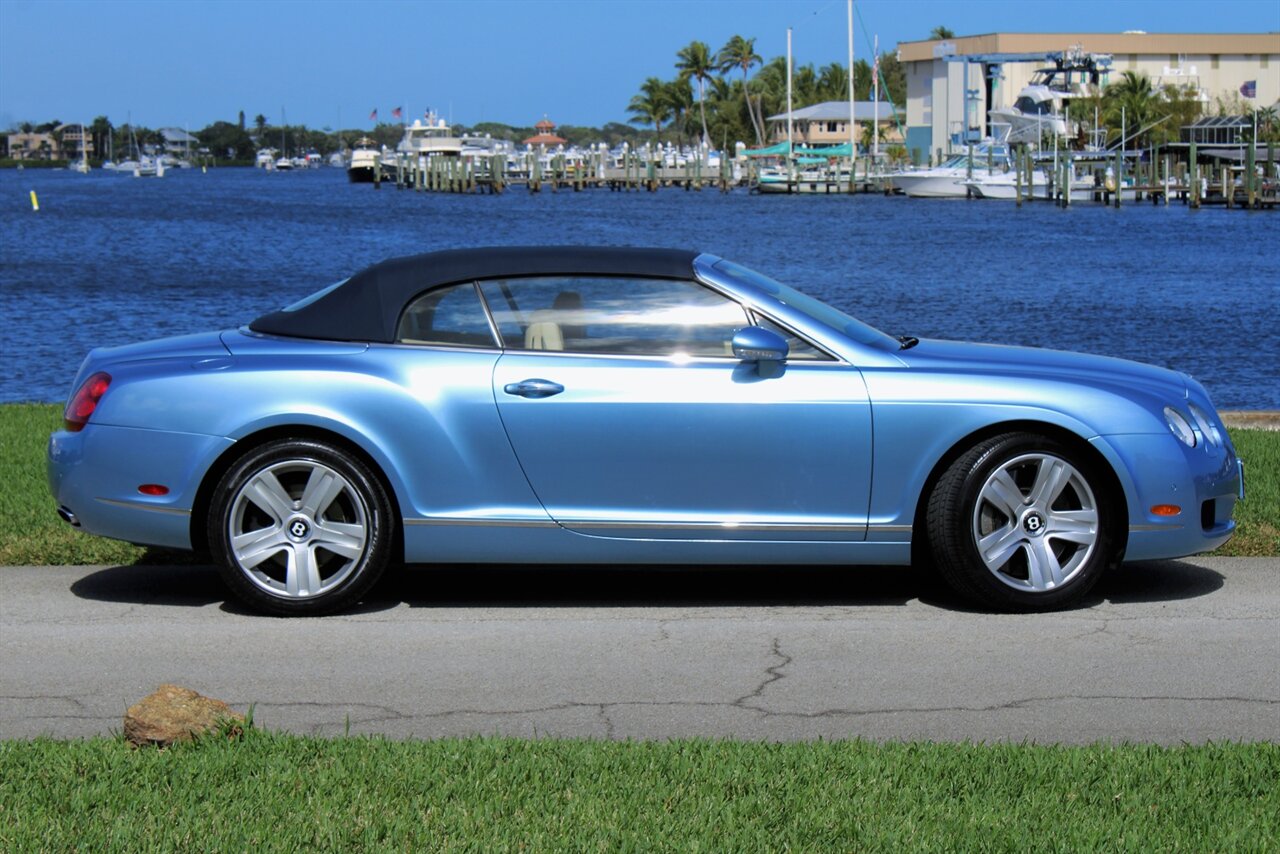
xmin=503 ymin=379 xmax=564 ymax=398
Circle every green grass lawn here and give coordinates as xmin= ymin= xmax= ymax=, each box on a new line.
xmin=2 ymin=403 xmax=1275 ymax=565
xmin=1 ymin=734 xmax=1277 ymax=851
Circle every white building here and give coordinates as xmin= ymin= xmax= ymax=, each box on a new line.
xmin=898 ymin=32 xmax=1280 ymax=161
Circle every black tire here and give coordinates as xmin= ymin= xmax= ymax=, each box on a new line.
xmin=926 ymin=432 xmax=1119 ymax=612
xmin=208 ymin=439 xmax=393 ymax=616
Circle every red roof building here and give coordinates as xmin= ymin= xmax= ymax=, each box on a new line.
xmin=523 ymin=117 xmax=567 ymax=147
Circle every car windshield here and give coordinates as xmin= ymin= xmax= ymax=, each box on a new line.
xmin=711 ymin=260 xmax=899 ymax=350
xmin=282 ymin=279 xmax=347 ymax=312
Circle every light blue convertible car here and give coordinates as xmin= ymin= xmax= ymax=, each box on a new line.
xmin=48 ymin=247 xmax=1242 ymax=615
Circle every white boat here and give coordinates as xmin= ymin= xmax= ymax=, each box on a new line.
xmin=255 ymin=149 xmax=276 ymax=169
xmin=346 ymin=137 xmax=382 ymax=183
xmin=889 ymin=142 xmax=1012 ymax=198
xmin=396 ymin=113 xmax=463 ymax=158
xmin=133 ymin=155 xmax=164 ymax=178
xmin=275 ymin=157 xmax=293 ymax=171
xmin=989 ymin=47 xmax=1111 ymax=145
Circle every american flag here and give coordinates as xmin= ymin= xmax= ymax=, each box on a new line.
xmin=392 ymin=106 xmax=403 ymax=119
xmin=1240 ymin=80 xmax=1257 ymax=98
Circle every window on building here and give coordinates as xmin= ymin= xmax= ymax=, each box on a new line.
xmin=1262 ymin=55 xmax=1271 ymax=69
xmin=1211 ymin=55 xmax=1220 ymax=69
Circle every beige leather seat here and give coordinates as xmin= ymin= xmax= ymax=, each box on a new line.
xmin=524 ymin=310 xmax=564 ymax=351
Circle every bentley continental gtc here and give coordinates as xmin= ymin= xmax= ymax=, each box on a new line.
xmin=48 ymin=247 xmax=1243 ymax=615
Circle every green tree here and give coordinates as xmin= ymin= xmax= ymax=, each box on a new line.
xmin=930 ymin=26 xmax=955 ymax=40
xmin=1105 ymin=71 xmax=1160 ymax=147
xmin=665 ymin=77 xmax=695 ymax=147
xmin=89 ymin=116 xmax=112 ymax=161
xmin=676 ymin=40 xmax=715 ymax=144
xmin=628 ymin=77 xmax=673 ymax=139
xmin=853 ymin=58 xmax=873 ymax=102
xmin=817 ymin=62 xmax=848 ymax=103
xmin=716 ymin=34 xmax=764 ymax=144
xmin=253 ymin=113 xmax=267 ymax=143
xmin=876 ymin=50 xmax=906 ymax=107
xmin=198 ymin=120 xmax=255 ymax=160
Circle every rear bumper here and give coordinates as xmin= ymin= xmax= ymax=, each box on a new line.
xmin=48 ymin=424 xmax=233 ymax=550
xmin=1094 ymin=432 xmax=1241 ymax=562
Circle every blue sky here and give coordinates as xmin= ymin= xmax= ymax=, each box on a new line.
xmin=2 ymin=0 xmax=1276 ymax=131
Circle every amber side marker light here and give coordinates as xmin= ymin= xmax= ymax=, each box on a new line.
xmin=1151 ymin=504 xmax=1182 ymax=516
xmin=138 ymin=484 xmax=170 ymax=496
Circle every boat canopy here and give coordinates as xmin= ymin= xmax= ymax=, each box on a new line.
xmin=744 ymin=141 xmax=856 ymax=159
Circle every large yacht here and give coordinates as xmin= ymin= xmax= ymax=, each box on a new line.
xmin=396 ymin=113 xmax=463 ymax=158
xmin=988 ymin=48 xmax=1112 ymax=144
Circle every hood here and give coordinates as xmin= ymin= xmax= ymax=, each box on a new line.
xmin=900 ymin=338 xmax=1189 ymax=401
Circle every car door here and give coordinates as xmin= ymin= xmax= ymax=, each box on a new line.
xmin=483 ymin=275 xmax=873 ymax=541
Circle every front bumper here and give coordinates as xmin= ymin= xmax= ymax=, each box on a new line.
xmin=48 ymin=424 xmax=233 ymax=550
xmin=1094 ymin=431 xmax=1241 ymax=562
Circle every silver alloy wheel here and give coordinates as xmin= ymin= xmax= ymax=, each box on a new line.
xmin=971 ymin=452 xmax=1099 ymax=593
xmin=227 ymin=459 xmax=369 ymax=600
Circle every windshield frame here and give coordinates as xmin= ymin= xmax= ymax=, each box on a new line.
xmin=699 ymin=257 xmax=901 ymax=355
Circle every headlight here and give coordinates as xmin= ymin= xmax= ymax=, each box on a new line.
xmin=1164 ymin=406 xmax=1197 ymax=447
xmin=1187 ymin=403 xmax=1221 ymax=447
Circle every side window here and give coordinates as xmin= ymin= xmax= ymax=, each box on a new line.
xmin=478 ymin=277 xmax=750 ymax=357
xmin=750 ymin=316 xmax=834 ymax=361
xmin=396 ymin=282 xmax=497 ymax=348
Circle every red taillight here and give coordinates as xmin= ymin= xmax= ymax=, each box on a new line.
xmin=64 ymin=372 xmax=111 ymax=432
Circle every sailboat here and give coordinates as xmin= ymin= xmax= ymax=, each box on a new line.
xmin=69 ymin=123 xmax=90 ymax=173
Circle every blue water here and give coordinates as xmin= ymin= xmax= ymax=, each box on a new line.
xmin=2 ymin=166 xmax=1277 ymax=407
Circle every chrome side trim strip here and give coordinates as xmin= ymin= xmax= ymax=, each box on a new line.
xmin=404 ymin=517 xmax=558 ymax=528
xmin=1130 ymin=524 xmax=1185 ymax=532
xmin=564 ymin=520 xmax=865 ymax=532
xmin=95 ymin=498 xmax=191 ymax=516
xmin=404 ymin=516 xmax=906 ymax=534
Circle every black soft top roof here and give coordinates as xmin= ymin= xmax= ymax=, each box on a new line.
xmin=250 ymin=245 xmax=701 ymax=343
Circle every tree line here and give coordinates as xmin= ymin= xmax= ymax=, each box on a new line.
xmin=626 ymin=34 xmax=906 ymax=150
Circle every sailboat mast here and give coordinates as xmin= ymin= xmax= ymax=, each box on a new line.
xmin=873 ymin=34 xmax=880 ymax=160
xmin=786 ymin=27 xmax=793 ymax=164
xmin=847 ymin=1 xmax=855 ymax=173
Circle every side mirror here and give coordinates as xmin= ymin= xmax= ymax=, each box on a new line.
xmin=732 ymin=326 xmax=789 ymax=363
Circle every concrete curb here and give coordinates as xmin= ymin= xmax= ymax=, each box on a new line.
xmin=1221 ymin=411 xmax=1280 ymax=431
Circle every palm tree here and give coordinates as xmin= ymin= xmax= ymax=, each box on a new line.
xmin=253 ymin=114 xmax=267 ymax=143
xmin=664 ymin=78 xmax=695 ymax=147
xmin=817 ymin=63 xmax=848 ymax=103
xmin=930 ymin=26 xmax=955 ymax=40
xmin=628 ymin=77 xmax=673 ymax=140
xmin=716 ymin=35 xmax=764 ymax=145
xmin=676 ymin=40 xmax=715 ymax=145
xmin=1105 ymin=71 xmax=1159 ymax=147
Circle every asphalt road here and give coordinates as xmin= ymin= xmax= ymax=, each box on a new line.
xmin=2 ymin=557 xmax=1277 ymax=744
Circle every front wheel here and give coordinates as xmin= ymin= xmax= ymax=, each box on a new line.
xmin=926 ymin=433 xmax=1119 ymax=612
xmin=208 ymin=439 xmax=393 ymax=616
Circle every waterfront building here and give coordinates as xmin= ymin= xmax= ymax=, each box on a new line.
xmin=898 ymin=32 xmax=1280 ymax=159
xmin=523 ymin=118 xmax=567 ymax=147
xmin=158 ymin=128 xmax=199 ymax=157
xmin=4 ymin=124 xmax=93 ymax=160
xmin=765 ymin=101 xmax=903 ymax=147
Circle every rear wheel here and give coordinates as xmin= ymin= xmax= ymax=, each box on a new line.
xmin=209 ymin=439 xmax=392 ymax=616
xmin=927 ymin=432 xmax=1118 ymax=611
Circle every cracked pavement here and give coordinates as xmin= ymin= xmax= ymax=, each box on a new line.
xmin=1 ymin=557 xmax=1276 ymax=743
